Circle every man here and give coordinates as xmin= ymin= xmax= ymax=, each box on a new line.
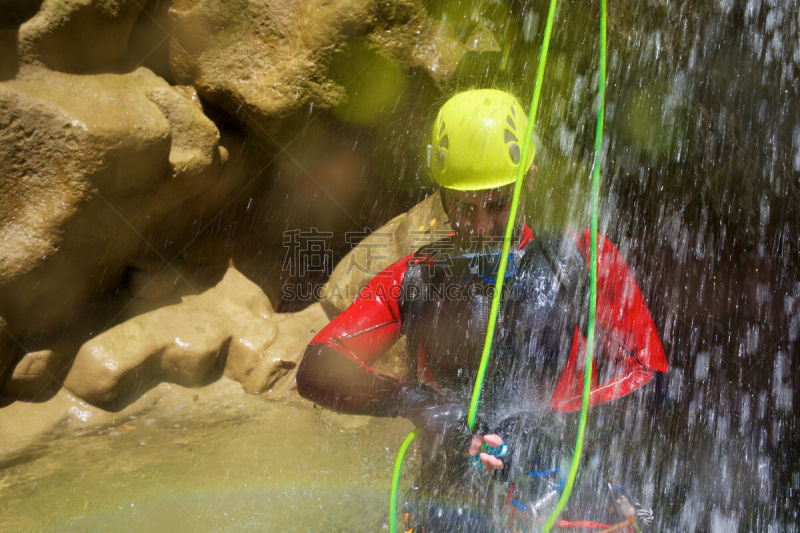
xmin=297 ymin=89 xmax=667 ymax=530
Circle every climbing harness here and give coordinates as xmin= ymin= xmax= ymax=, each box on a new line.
xmin=508 ymin=467 xmax=565 ymax=515
xmin=388 ymin=0 xmax=610 ymax=530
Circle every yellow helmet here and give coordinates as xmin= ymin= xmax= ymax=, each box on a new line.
xmin=430 ymin=89 xmax=536 ymax=191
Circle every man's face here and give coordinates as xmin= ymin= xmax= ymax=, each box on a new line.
xmin=441 ymin=184 xmax=516 ymax=251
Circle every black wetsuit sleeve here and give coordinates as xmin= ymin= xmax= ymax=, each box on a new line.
xmin=297 ymin=344 xmax=408 ymax=416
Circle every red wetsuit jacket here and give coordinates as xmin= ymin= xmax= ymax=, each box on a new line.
xmin=297 ymin=226 xmax=667 ymax=419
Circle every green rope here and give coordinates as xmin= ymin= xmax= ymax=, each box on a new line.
xmin=542 ymin=0 xmax=606 ymax=530
xmin=389 ymin=428 xmax=419 ymax=533
xmin=389 ymin=0 xmax=609 ymax=528
xmin=467 ymin=0 xmax=560 ymax=432
xmin=389 ymin=1 xmax=560 ymax=529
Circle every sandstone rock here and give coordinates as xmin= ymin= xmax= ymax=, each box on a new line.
xmin=58 ymin=260 xmax=331 ymax=408
xmin=17 ymin=0 xmax=145 ymax=72
xmin=146 ymin=84 xmax=222 ymax=178
xmin=1 ymin=341 xmax=76 ymax=400
xmin=0 ymin=66 xmax=224 ymax=341
xmin=166 ymin=0 xmax=468 ymax=139
xmin=320 ymin=191 xmax=451 ymax=316
xmin=240 ymin=302 xmax=329 ymax=396
xmin=63 ymin=265 xmax=273 ymax=409
xmin=0 ymin=388 xmax=80 ymax=455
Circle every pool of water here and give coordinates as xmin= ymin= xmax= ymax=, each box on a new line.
xmin=0 ymin=394 xmax=416 ymax=532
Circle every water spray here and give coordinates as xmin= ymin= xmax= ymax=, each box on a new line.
xmin=541 ymin=0 xmax=606 ymax=529
xmin=388 ymin=0 xmax=608 ymax=529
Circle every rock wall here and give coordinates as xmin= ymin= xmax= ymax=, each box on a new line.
xmin=0 ymin=67 xmax=225 ymax=340
xmin=0 ymin=0 xmax=481 ymax=435
xmin=166 ymin=0 xmax=466 ymax=140
xmin=17 ymin=0 xmax=146 ymax=73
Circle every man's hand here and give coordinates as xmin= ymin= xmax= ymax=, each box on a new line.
xmin=469 ymin=433 xmax=505 ymax=472
xmin=398 ymin=387 xmax=507 ymax=473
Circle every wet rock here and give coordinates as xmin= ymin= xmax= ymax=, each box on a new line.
xmin=166 ymin=0 xmax=468 ymax=139
xmin=239 ymin=302 xmax=329 ymax=396
xmin=126 ymin=0 xmax=173 ymax=80
xmin=0 ymin=388 xmax=83 ymax=455
xmin=1 ymin=341 xmax=77 ymax=400
xmin=146 ymin=84 xmax=224 ymax=177
xmin=63 ymin=265 xmax=271 ymax=409
xmin=17 ymin=0 xmax=145 ymax=73
xmin=0 ymin=66 xmax=224 ymax=341
xmin=60 ymin=263 xmax=329 ymax=408
xmin=320 ymin=191 xmax=450 ymax=317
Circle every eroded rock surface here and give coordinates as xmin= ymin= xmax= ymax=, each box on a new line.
xmin=226 ymin=302 xmax=328 ymax=396
xmin=167 ymin=0 xmax=467 ymax=138
xmin=17 ymin=0 xmax=145 ymax=73
xmin=1 ymin=261 xmax=331 ymax=451
xmin=62 ymin=265 xmax=328 ymax=409
xmin=2 ymin=341 xmax=76 ymax=400
xmin=0 ymin=1 xmax=469 ymax=415
xmin=0 ymin=66 xmax=225 ymax=349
